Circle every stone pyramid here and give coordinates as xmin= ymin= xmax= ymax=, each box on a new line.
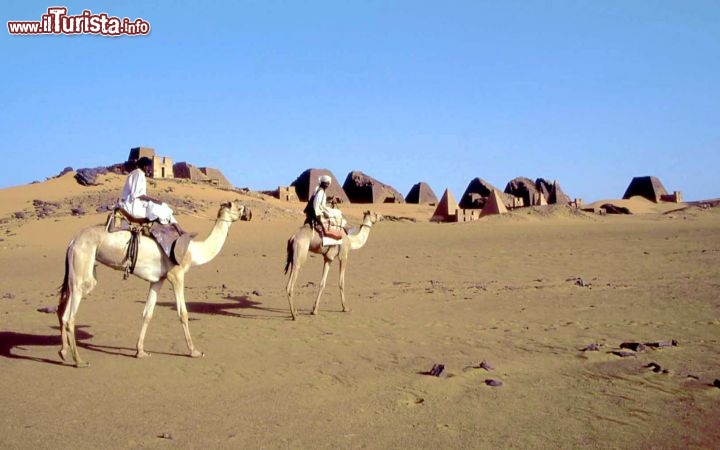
xmin=481 ymin=189 xmax=508 ymax=216
xmin=431 ymin=189 xmax=458 ymax=222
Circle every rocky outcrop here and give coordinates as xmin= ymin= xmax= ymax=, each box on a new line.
xmin=74 ymin=167 xmax=109 ymax=186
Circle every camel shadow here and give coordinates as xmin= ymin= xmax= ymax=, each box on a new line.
xmin=156 ymin=295 xmax=288 ymax=319
xmin=0 ymin=327 xmax=93 ymax=365
xmin=79 ymin=342 xmax=184 ymax=359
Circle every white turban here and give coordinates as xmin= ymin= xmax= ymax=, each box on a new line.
xmin=319 ymin=175 xmax=332 ymax=184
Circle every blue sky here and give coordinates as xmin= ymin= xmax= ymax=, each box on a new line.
xmin=2 ymin=1 xmax=719 ymax=201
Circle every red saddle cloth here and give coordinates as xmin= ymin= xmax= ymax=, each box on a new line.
xmin=315 ymin=217 xmax=344 ymax=240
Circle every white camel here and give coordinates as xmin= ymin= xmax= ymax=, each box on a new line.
xmin=284 ymin=210 xmax=381 ymax=320
xmin=57 ymin=201 xmax=249 ymax=367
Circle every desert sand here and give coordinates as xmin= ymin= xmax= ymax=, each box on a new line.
xmin=1 ymin=173 xmax=719 ymax=449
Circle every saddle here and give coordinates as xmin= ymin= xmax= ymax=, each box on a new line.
xmin=106 ymin=208 xmax=195 ymax=277
xmin=314 ymin=217 xmax=344 ymax=240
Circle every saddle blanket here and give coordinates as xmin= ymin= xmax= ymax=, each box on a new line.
xmin=322 ymin=236 xmax=343 ymax=247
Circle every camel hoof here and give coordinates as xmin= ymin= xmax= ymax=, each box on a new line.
xmin=136 ymin=351 xmax=151 ymax=359
xmin=342 ymin=307 xmax=351 ymax=313
xmin=190 ymin=350 xmax=204 ymax=358
xmin=58 ymin=349 xmax=69 ymax=362
xmin=74 ymin=361 xmax=90 ymax=368
xmin=311 ymin=310 xmax=319 ymax=316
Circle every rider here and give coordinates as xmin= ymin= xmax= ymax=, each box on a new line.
xmin=305 ymin=175 xmax=345 ymax=230
xmin=119 ymin=156 xmax=182 ymax=231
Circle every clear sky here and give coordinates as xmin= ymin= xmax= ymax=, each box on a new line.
xmin=2 ymin=1 xmax=719 ymax=201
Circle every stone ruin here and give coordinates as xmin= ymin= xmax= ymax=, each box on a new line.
xmin=537 ymin=178 xmax=572 ymax=205
xmin=172 ymin=162 xmax=233 ymax=188
xmin=405 ymin=182 xmax=438 ymax=204
xmin=459 ymin=178 xmax=515 ymax=209
xmin=504 ymin=177 xmax=571 ymax=207
xmin=291 ymin=168 xmax=350 ymax=203
xmin=342 ymin=171 xmax=405 ymax=204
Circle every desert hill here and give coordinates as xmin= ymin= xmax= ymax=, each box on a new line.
xmin=1 ymin=175 xmax=719 ymax=449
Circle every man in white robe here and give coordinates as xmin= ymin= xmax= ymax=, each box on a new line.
xmin=119 ymin=157 xmax=178 ymax=225
xmin=312 ymin=175 xmax=345 ymax=226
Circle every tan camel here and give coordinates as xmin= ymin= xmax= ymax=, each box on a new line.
xmin=57 ymin=201 xmax=250 ymax=367
xmin=284 ymin=210 xmax=381 ymax=320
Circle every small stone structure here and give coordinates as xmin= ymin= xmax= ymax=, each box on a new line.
xmin=457 ymin=209 xmax=480 ymax=222
xmin=128 ymin=147 xmax=174 ymax=179
xmin=342 ymin=171 xmax=405 ymax=204
xmin=277 ymin=186 xmax=299 ymax=202
xmin=405 ymin=182 xmax=438 ymax=204
xmin=660 ymin=191 xmax=683 ymax=203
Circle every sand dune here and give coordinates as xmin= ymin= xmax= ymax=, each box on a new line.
xmin=1 ymin=174 xmax=719 ymax=449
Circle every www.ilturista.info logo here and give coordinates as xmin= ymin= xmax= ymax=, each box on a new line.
xmin=7 ymin=7 xmax=150 ymax=36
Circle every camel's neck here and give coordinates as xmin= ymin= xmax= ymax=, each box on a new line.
xmin=189 ymin=216 xmax=232 ymax=266
xmin=347 ymin=218 xmax=373 ymax=250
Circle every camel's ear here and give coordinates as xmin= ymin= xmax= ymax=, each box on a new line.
xmin=221 ymin=201 xmax=231 ymax=209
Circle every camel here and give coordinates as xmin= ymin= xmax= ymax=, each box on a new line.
xmin=284 ymin=210 xmax=381 ymax=320
xmin=57 ymin=201 xmax=250 ymax=367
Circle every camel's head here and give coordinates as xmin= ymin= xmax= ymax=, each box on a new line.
xmin=219 ymin=201 xmax=252 ymax=222
xmin=363 ymin=210 xmax=382 ymax=225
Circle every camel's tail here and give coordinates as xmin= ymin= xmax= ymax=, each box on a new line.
xmin=284 ymin=236 xmax=294 ymax=275
xmin=57 ymin=244 xmax=72 ymax=325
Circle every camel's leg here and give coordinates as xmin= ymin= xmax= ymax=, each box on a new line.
xmin=167 ymin=268 xmax=203 ymax=358
xmin=285 ymin=242 xmax=309 ymax=320
xmin=285 ymin=264 xmax=300 ymax=321
xmin=136 ymin=280 xmax=164 ymax=358
xmin=63 ymin=284 xmax=91 ymax=368
xmin=61 ymin=254 xmax=96 ymax=368
xmin=338 ymin=258 xmax=350 ymax=312
xmin=58 ymin=305 xmax=70 ymax=362
xmin=312 ymin=260 xmax=332 ymax=315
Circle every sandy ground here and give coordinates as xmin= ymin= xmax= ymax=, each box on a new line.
xmin=1 ymin=174 xmax=719 ymax=449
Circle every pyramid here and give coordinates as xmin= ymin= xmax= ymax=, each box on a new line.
xmin=622 ymin=176 xmax=668 ymax=203
xmin=481 ymin=189 xmax=508 ymax=216
xmin=290 ymin=168 xmax=350 ymax=203
xmin=405 ymin=182 xmax=438 ymax=204
xmin=431 ymin=189 xmax=458 ymax=222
